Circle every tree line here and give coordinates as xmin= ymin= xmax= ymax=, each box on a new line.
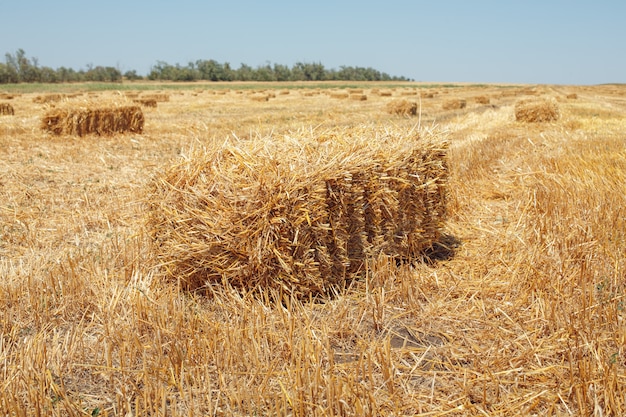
xmin=0 ymin=49 xmax=411 ymax=84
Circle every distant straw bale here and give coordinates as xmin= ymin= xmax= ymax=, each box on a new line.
xmin=379 ymin=90 xmax=393 ymax=97
xmin=566 ymin=93 xmax=578 ymax=100
xmin=386 ymin=99 xmax=418 ymax=116
xmin=350 ymin=94 xmax=367 ymax=101
xmin=442 ymin=99 xmax=466 ymax=110
xmin=133 ymin=98 xmax=158 ymax=108
xmin=0 ymin=103 xmax=14 ymax=115
xmin=41 ymin=103 xmax=144 ymax=136
xmin=515 ymin=98 xmax=560 ymax=123
xmin=250 ymin=94 xmax=269 ymax=102
xmin=141 ymin=93 xmax=169 ymax=102
xmin=0 ymin=93 xmax=16 ymax=99
xmin=33 ymin=94 xmax=65 ymax=104
xmin=146 ymin=127 xmax=449 ymax=297
xmin=329 ymin=91 xmax=349 ymax=99
xmin=473 ymin=96 xmax=490 ymax=105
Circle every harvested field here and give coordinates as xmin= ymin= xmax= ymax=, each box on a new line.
xmin=1 ymin=81 xmax=626 ymax=416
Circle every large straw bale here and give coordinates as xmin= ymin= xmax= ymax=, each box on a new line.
xmin=0 ymin=102 xmax=14 ymax=115
xmin=146 ymin=127 xmax=448 ymax=297
xmin=515 ymin=98 xmax=560 ymax=123
xmin=41 ymin=103 xmax=144 ymax=136
xmin=386 ymin=100 xmax=418 ymax=116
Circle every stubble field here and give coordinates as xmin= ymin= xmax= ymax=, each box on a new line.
xmin=1 ymin=82 xmax=625 ymax=416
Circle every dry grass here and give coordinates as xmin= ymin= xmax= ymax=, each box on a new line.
xmin=1 ymin=82 xmax=625 ymax=416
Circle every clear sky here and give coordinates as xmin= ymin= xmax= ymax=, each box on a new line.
xmin=1 ymin=0 xmax=624 ymax=85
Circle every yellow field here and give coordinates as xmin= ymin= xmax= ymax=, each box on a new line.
xmin=1 ymin=82 xmax=625 ymax=416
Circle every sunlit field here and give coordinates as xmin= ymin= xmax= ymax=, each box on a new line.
xmin=1 ymin=81 xmax=625 ymax=416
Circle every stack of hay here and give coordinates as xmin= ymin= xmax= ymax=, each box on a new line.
xmin=515 ymin=98 xmax=560 ymax=122
xmin=0 ymin=103 xmax=14 ymax=115
xmin=442 ymin=99 xmax=466 ymax=110
xmin=41 ymin=100 xmax=144 ymax=136
xmin=386 ymin=100 xmax=418 ymax=116
xmin=133 ymin=98 xmax=158 ymax=108
xmin=146 ymin=127 xmax=449 ymax=297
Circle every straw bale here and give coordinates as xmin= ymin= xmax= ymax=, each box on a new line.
xmin=474 ymin=96 xmax=490 ymax=105
xmin=0 ymin=93 xmax=16 ymax=99
xmin=133 ymin=98 xmax=158 ymax=108
xmin=514 ymin=98 xmax=560 ymax=123
xmin=442 ymin=99 xmax=466 ymax=110
xmin=41 ymin=103 xmax=144 ymax=136
xmin=33 ymin=94 xmax=65 ymax=104
xmin=350 ymin=94 xmax=367 ymax=101
xmin=0 ymin=102 xmax=14 ymax=115
xmin=566 ymin=93 xmax=578 ymax=99
xmin=386 ymin=100 xmax=417 ymax=116
xmin=146 ymin=127 xmax=448 ymax=297
xmin=250 ymin=94 xmax=269 ymax=102
xmin=329 ymin=91 xmax=349 ymax=99
xmin=141 ymin=93 xmax=169 ymax=102
xmin=379 ymin=90 xmax=393 ymax=97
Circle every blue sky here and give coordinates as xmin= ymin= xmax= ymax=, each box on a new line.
xmin=1 ymin=0 xmax=624 ymax=84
